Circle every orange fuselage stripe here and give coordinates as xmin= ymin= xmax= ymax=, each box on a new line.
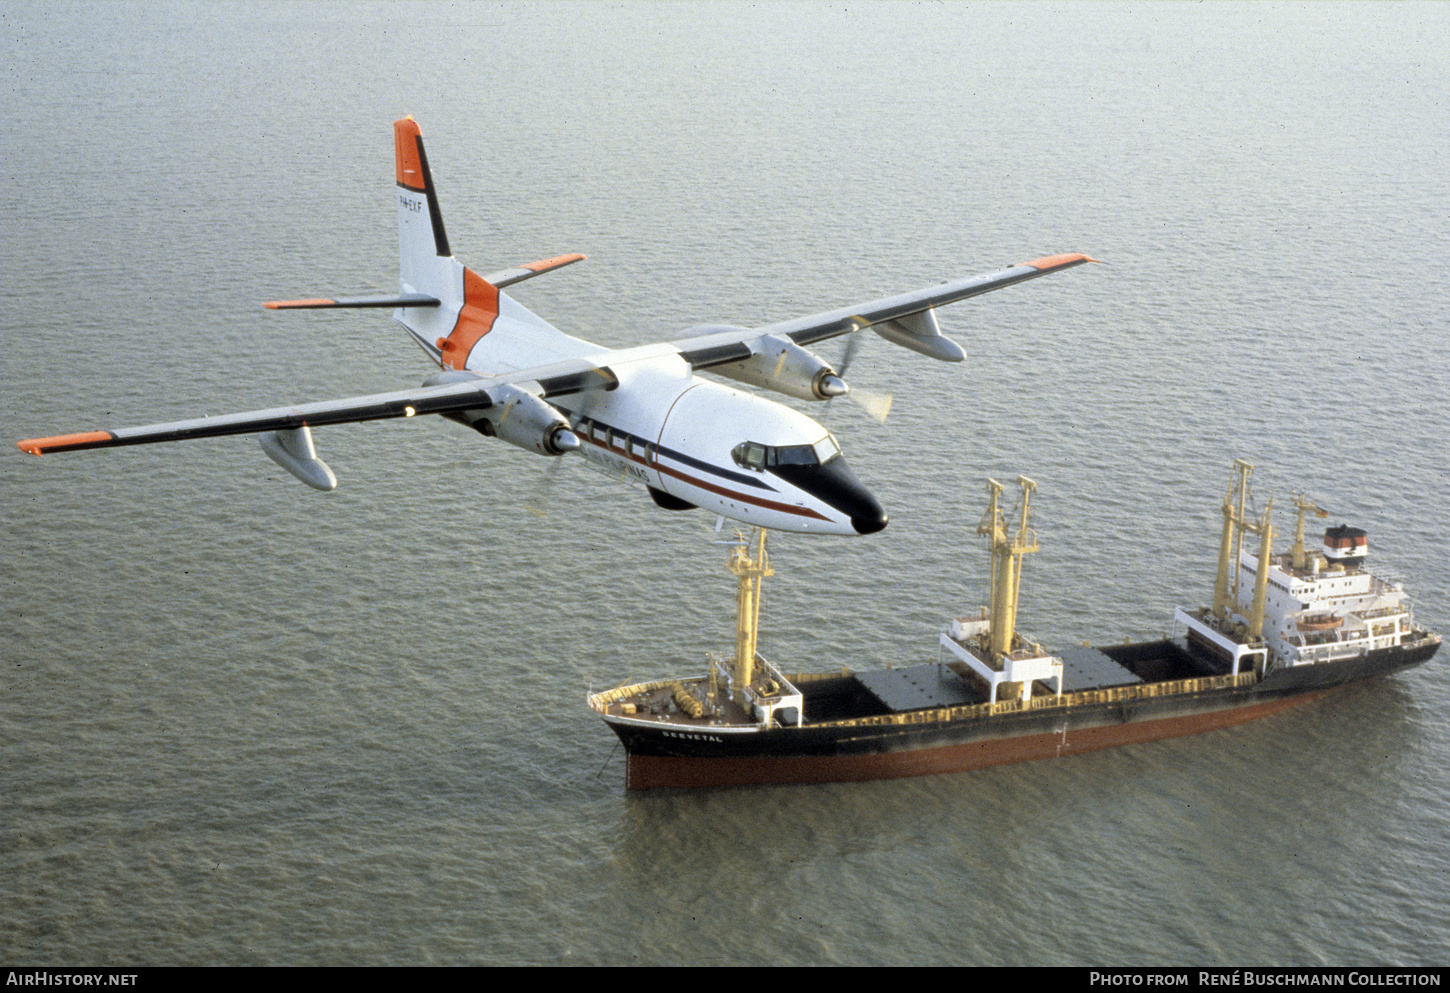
xmin=440 ymin=268 xmax=500 ymax=370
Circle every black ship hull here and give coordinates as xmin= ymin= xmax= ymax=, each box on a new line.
xmin=602 ymin=638 xmax=1440 ymax=789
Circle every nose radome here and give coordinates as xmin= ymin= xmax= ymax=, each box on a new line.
xmin=767 ymin=454 xmax=886 ymax=536
xmin=852 ymin=511 xmax=888 ymax=535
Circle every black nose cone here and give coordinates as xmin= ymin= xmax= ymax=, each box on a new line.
xmin=771 ymin=455 xmax=887 ymax=536
xmin=852 ymin=511 xmax=888 ymax=535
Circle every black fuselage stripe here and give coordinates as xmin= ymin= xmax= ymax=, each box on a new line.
xmin=579 ymin=435 xmax=828 ymax=521
xmin=551 ymin=404 xmax=774 ymax=491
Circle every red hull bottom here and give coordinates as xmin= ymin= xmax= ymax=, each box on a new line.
xmin=624 ymin=689 xmax=1332 ymax=789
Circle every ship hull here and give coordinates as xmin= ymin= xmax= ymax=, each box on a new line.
xmin=605 ymin=639 xmax=1439 ymax=790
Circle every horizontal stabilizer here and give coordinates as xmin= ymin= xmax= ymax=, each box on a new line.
xmin=481 ymin=253 xmax=586 ymax=289
xmin=263 ymin=293 xmax=440 ymax=310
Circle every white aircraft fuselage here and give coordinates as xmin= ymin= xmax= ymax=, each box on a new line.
xmin=557 ymin=354 xmax=884 ymax=535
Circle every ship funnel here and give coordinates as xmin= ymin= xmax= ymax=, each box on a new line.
xmin=1323 ymin=524 xmax=1367 ymax=568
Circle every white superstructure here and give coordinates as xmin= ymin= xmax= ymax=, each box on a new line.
xmin=1175 ymin=461 xmax=1424 ymax=675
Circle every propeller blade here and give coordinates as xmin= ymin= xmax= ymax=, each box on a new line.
xmin=524 ymin=455 xmax=568 ymax=517
xmin=838 ymin=321 xmax=867 ymax=376
xmin=851 ymin=388 xmax=893 ymax=423
xmin=833 ymin=319 xmax=891 ymax=422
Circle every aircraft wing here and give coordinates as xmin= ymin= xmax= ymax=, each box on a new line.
xmin=673 ymin=253 xmax=1096 ymax=367
xmin=763 ymin=253 xmax=1096 ymax=345
xmin=17 ymin=252 xmax=1093 ymax=455
xmin=16 ymin=364 xmax=618 ymax=455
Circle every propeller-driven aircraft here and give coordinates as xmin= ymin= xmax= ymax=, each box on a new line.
xmin=17 ymin=117 xmax=1095 ymax=536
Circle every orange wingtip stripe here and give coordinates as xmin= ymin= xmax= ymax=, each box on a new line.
xmin=263 ymin=298 xmax=337 ymax=309
xmin=523 ymin=253 xmax=587 ymax=272
xmin=1019 ymin=252 xmax=1100 ymax=270
xmin=17 ymin=431 xmax=114 ymax=455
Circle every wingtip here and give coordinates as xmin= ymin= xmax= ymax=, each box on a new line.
xmin=263 ymin=298 xmax=336 ymax=310
xmin=16 ymin=431 xmax=115 ymax=455
xmin=1019 ymin=252 xmax=1100 ymax=270
xmin=524 ymin=253 xmax=587 ymax=272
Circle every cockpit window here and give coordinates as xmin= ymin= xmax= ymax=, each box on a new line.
xmin=772 ymin=444 xmax=816 ymax=466
xmin=731 ymin=434 xmax=842 ymax=472
xmin=734 ymin=441 xmax=768 ymax=471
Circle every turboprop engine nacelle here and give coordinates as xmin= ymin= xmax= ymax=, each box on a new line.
xmin=686 ymin=328 xmax=846 ymax=402
xmin=423 ymin=371 xmax=580 ymax=456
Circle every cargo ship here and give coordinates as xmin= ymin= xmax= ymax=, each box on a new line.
xmin=588 ymin=461 xmax=1440 ymax=789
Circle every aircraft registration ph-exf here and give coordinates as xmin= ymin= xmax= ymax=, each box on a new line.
xmin=17 ymin=117 xmax=1096 ymax=536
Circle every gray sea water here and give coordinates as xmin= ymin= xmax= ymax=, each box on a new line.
xmin=3 ymin=0 xmax=1448 ymax=968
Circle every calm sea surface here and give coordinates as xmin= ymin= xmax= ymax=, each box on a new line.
xmin=3 ymin=1 xmax=1448 ymax=967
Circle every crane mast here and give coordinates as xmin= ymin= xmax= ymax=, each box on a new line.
xmin=978 ymin=476 xmax=1039 ymax=661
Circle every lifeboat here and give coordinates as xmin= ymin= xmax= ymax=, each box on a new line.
xmin=1297 ymin=614 xmax=1344 ymax=633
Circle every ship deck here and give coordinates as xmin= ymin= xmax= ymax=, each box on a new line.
xmin=592 ymin=638 xmax=1236 ymax=730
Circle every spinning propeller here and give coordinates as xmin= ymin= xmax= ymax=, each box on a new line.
xmin=829 ymin=319 xmax=894 ymax=423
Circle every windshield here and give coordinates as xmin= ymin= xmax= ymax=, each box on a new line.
xmin=731 ymin=434 xmax=841 ymax=472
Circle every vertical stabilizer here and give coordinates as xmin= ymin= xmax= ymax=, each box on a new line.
xmin=390 ymin=117 xmax=594 ymax=373
xmin=392 ymin=117 xmax=466 ymax=360
xmin=395 ymin=116 xmax=450 ymax=262
xmin=395 ymin=117 xmax=460 ymax=297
